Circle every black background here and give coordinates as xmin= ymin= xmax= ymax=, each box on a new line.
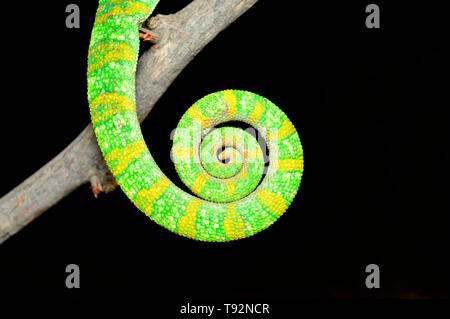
xmin=0 ymin=0 xmax=447 ymax=307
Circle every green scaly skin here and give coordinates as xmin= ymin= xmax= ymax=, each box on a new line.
xmin=88 ymin=0 xmax=304 ymax=242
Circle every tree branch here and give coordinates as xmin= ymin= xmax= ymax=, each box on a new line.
xmin=0 ymin=0 xmax=258 ymax=244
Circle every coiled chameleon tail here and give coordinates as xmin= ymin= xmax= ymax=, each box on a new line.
xmin=87 ymin=0 xmax=304 ymax=242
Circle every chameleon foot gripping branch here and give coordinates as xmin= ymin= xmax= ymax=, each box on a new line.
xmin=87 ymin=0 xmax=304 ymax=242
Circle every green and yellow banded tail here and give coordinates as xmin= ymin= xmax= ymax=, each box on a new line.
xmin=88 ymin=0 xmax=304 ymax=242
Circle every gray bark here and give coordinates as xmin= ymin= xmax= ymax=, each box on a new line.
xmin=0 ymin=0 xmax=258 ymax=244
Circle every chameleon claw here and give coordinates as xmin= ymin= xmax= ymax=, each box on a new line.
xmin=89 ymin=185 xmax=103 ymax=199
xmin=139 ymin=32 xmax=155 ymax=41
xmin=139 ymin=27 xmax=160 ymax=43
xmin=89 ymin=176 xmax=103 ymax=198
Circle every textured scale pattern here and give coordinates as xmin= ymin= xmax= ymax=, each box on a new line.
xmin=88 ymin=0 xmax=304 ymax=241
